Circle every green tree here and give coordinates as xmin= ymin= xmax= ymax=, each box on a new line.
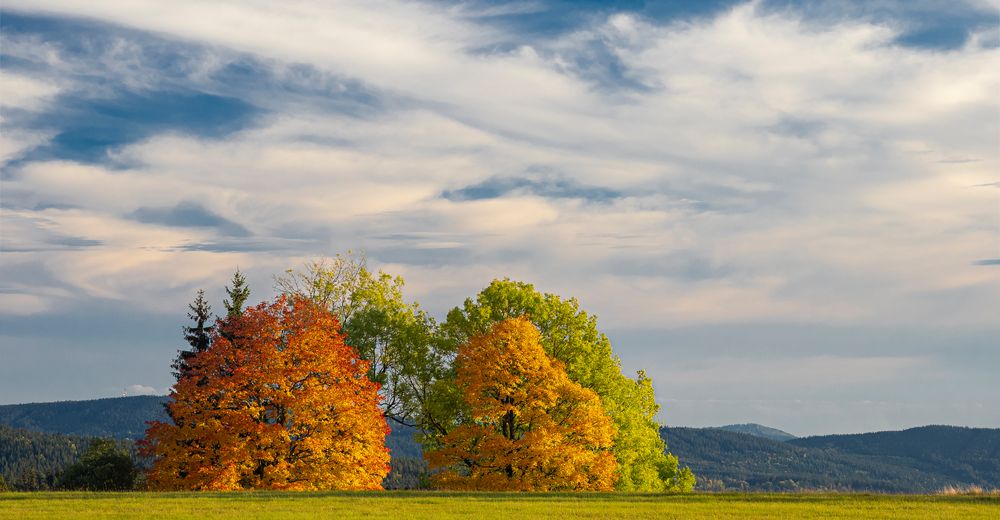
xmin=431 ymin=279 xmax=693 ymax=491
xmin=223 ymin=269 xmax=251 ymax=318
xmin=0 ymin=473 xmax=9 ymax=492
xmin=58 ymin=439 xmax=137 ymax=491
xmin=274 ymin=253 xmax=439 ymax=425
xmin=172 ymin=289 xmax=214 ymax=381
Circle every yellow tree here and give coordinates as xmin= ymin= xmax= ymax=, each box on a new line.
xmin=427 ymin=317 xmax=617 ymax=491
xmin=141 ymin=296 xmax=390 ymax=490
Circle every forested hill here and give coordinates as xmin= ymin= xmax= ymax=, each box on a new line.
xmin=715 ymin=423 xmax=797 ymax=442
xmin=0 ymin=396 xmax=169 ymax=439
xmin=787 ymin=426 xmax=1000 ymax=488
xmin=0 ymin=425 xmax=89 ymax=489
xmin=664 ymin=426 xmax=1000 ymax=492
xmin=788 ymin=425 xmax=1000 ymax=461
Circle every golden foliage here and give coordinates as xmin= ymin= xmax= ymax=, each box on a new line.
xmin=141 ymin=296 xmax=390 ymax=490
xmin=427 ymin=317 xmax=617 ymax=491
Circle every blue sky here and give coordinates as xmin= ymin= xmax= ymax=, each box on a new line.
xmin=1 ymin=0 xmax=998 ymax=435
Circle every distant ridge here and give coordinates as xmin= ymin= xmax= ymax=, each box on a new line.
xmin=714 ymin=423 xmax=796 ymax=442
xmin=664 ymin=425 xmax=1000 ymax=492
xmin=0 ymin=395 xmax=169 ymax=439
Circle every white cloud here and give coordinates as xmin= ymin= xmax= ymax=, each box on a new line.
xmin=0 ymin=0 xmax=997 ymax=331
xmin=0 ymin=72 xmax=62 ymax=163
xmin=125 ymin=384 xmax=161 ymax=395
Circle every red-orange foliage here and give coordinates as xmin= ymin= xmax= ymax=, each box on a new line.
xmin=427 ymin=317 xmax=618 ymax=491
xmin=141 ymin=296 xmax=390 ymax=490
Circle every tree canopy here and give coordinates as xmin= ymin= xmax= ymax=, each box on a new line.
xmin=57 ymin=438 xmax=137 ymax=491
xmin=274 ymin=253 xmax=438 ymax=425
xmin=142 ymin=296 xmax=390 ymax=490
xmin=427 ymin=318 xmax=618 ymax=491
xmin=433 ymin=279 xmax=692 ymax=491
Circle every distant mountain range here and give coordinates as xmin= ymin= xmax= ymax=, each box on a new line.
xmin=2 ymin=396 xmax=997 ymax=492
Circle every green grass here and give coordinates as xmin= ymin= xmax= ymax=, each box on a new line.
xmin=1 ymin=492 xmax=998 ymax=519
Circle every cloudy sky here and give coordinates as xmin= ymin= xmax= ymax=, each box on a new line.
xmin=1 ymin=0 xmax=998 ymax=436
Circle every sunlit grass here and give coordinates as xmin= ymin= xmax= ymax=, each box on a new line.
xmin=938 ymin=485 xmax=1000 ymax=496
xmin=1 ymin=492 xmax=998 ymax=519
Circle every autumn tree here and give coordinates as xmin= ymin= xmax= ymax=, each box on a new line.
xmin=427 ymin=318 xmax=617 ymax=491
xmin=141 ymin=296 xmax=390 ymax=491
xmin=275 ymin=253 xmax=438 ymax=425
xmin=430 ymin=279 xmax=694 ymax=491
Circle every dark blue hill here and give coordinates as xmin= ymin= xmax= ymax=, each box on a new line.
xmin=664 ymin=425 xmax=1000 ymax=492
xmin=0 ymin=396 xmax=169 ymax=439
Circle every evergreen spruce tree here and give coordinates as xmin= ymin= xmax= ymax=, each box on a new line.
xmin=223 ymin=269 xmax=251 ymax=318
xmin=217 ymin=269 xmax=252 ymax=348
xmin=171 ymin=289 xmax=214 ymax=381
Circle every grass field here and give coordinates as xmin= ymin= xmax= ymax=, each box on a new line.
xmin=2 ymin=492 xmax=998 ymax=519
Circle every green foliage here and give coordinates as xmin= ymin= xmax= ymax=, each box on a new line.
xmin=0 ymin=425 xmax=82 ymax=490
xmin=223 ymin=269 xmax=251 ymax=318
xmin=433 ymin=279 xmax=692 ymax=491
xmin=274 ymin=253 xmax=367 ymax=321
xmin=58 ymin=439 xmax=137 ymax=491
xmin=673 ymin=466 xmax=697 ymax=492
xmin=0 ymin=473 xmax=8 ymax=492
xmin=0 ymin=425 xmax=140 ymax=492
xmin=274 ymin=254 xmax=438 ymax=425
xmin=342 ymin=270 xmax=438 ymax=425
xmin=383 ymin=456 xmax=429 ymax=490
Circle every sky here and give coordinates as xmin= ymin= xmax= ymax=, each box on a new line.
xmin=0 ymin=0 xmax=998 ymax=436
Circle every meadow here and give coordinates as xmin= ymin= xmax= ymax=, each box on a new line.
xmin=1 ymin=492 xmax=998 ymax=519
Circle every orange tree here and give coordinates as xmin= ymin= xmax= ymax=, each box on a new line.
xmin=141 ymin=295 xmax=390 ymax=490
xmin=426 ymin=317 xmax=617 ymax=491
xmin=430 ymin=279 xmax=695 ymax=491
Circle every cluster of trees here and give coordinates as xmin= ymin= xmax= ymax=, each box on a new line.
xmin=143 ymin=253 xmax=694 ymax=491
xmin=143 ymin=296 xmax=390 ymax=490
xmin=0 ymin=426 xmax=137 ymax=491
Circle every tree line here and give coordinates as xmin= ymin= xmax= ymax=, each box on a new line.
xmin=0 ymin=425 xmax=137 ymax=491
xmin=140 ymin=252 xmax=695 ymax=492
